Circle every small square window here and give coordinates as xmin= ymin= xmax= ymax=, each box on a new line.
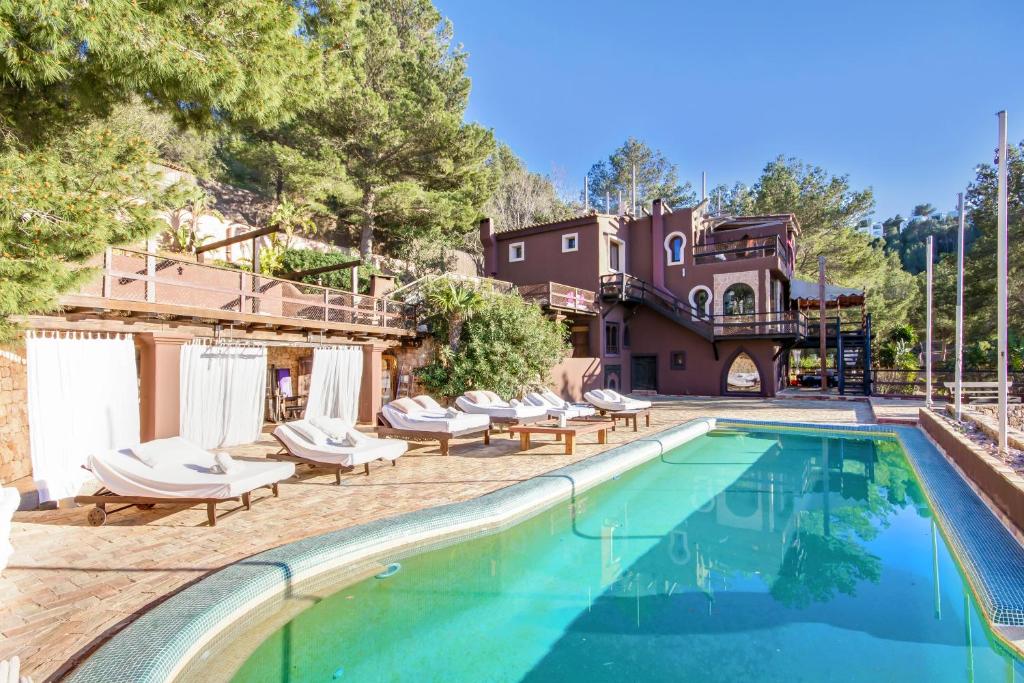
xmin=509 ymin=241 xmax=525 ymax=262
xmin=561 ymin=233 xmax=578 ymax=253
xmin=670 ymin=351 xmax=687 ymax=370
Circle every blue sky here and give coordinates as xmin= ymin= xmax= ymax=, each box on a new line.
xmin=435 ymin=0 xmax=1024 ymax=221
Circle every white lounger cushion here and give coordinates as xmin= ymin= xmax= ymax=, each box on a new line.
xmin=584 ymin=389 xmax=653 ymax=412
xmin=87 ymin=437 xmax=295 ymax=500
xmin=455 ymin=395 xmax=547 ymax=419
xmin=382 ymin=404 xmax=490 ymax=433
xmin=275 ymin=424 xmax=406 ymax=466
xmin=524 ymin=391 xmax=596 ymax=418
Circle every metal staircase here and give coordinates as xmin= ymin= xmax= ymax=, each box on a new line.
xmin=599 ymin=273 xmax=715 ymax=342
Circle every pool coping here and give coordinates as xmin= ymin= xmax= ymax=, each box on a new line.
xmin=66 ymin=417 xmax=1024 ymax=680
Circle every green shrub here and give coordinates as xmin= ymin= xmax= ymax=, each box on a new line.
xmin=415 ymin=280 xmax=570 ymax=399
xmin=278 ymin=248 xmax=381 ymax=293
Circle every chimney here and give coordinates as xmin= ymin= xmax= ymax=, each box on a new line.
xmin=652 ymin=198 xmax=665 ymax=290
xmin=479 ymin=218 xmax=497 ymax=277
xmin=370 ymin=274 xmax=396 ymax=298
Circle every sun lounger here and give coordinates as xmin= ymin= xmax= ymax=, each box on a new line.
xmin=524 ymin=389 xmax=597 ymax=419
xmin=75 ymin=437 xmax=295 ymax=526
xmin=584 ymin=388 xmax=653 ymax=413
xmin=377 ymin=396 xmax=491 ymax=456
xmin=455 ymin=390 xmax=548 ymax=425
xmin=271 ymin=418 xmax=407 ymax=483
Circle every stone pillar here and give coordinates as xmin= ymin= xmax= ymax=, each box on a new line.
xmin=479 ymin=218 xmax=497 ymax=277
xmin=360 ymin=342 xmax=387 ymax=424
xmin=137 ymin=332 xmax=192 ymax=442
xmin=651 ymin=199 xmax=665 ymax=290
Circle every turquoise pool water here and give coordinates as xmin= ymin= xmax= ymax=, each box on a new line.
xmin=233 ymin=428 xmax=1024 ymax=682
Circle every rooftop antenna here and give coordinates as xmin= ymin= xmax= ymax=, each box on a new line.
xmin=584 ymin=175 xmax=589 ymax=212
xmin=617 ymin=190 xmax=623 ymax=216
xmin=631 ymin=163 xmax=637 ymax=215
xmin=605 ymin=191 xmax=610 ymax=214
xmin=701 ymin=171 xmax=707 ymax=202
xmin=717 ymin=190 xmax=722 ymax=215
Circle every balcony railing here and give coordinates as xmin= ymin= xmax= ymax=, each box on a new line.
xmin=518 ymin=282 xmax=598 ymax=315
xmin=693 ymin=234 xmax=792 ymax=271
xmin=73 ymin=248 xmax=417 ymax=332
xmin=711 ymin=310 xmax=808 ymax=338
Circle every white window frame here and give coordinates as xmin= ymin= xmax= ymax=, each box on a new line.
xmin=561 ymin=232 xmax=579 ymax=253
xmin=508 ymin=241 xmax=525 ymax=263
xmin=664 ymin=231 xmax=687 ymax=266
xmin=689 ymin=285 xmax=713 ymax=318
xmin=607 ymin=236 xmax=625 ymax=273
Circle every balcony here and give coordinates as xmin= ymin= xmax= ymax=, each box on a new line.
xmin=693 ymin=234 xmax=793 ymax=273
xmin=518 ymin=282 xmax=598 ymax=315
xmin=64 ymin=248 xmax=417 ymax=336
xmin=711 ymin=311 xmax=808 ymax=339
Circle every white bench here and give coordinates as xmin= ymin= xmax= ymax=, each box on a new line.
xmin=943 ymin=381 xmax=1019 ymax=404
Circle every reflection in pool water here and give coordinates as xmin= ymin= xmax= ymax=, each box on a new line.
xmin=232 ymin=428 xmax=1023 ymax=682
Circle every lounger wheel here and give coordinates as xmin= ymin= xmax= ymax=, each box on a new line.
xmin=136 ymin=504 xmax=155 ymax=510
xmin=87 ymin=507 xmax=107 ymax=527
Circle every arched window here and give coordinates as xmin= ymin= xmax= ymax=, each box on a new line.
xmin=689 ymin=286 xmax=712 ymax=317
xmin=664 ymin=232 xmax=686 ymax=266
xmin=723 ymin=284 xmax=755 ymax=316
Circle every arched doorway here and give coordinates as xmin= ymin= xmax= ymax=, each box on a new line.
xmin=722 ymin=349 xmax=763 ymax=395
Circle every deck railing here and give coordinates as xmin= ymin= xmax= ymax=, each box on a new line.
xmin=518 ymin=281 xmax=598 ymax=315
xmin=76 ymin=248 xmax=417 ymax=331
xmin=710 ymin=310 xmax=808 ymax=338
xmin=693 ymin=234 xmax=792 ymax=272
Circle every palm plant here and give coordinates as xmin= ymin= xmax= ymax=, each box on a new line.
xmin=426 ymin=279 xmax=485 ymax=353
xmin=166 ymin=187 xmax=222 ymax=254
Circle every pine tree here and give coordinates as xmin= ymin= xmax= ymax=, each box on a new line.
xmin=586 ymin=138 xmax=696 ymax=214
xmin=227 ymin=0 xmax=495 ymax=260
xmin=0 ymin=0 xmax=327 ymax=341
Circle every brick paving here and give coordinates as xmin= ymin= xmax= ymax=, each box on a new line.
xmin=0 ymin=397 xmax=871 ymax=681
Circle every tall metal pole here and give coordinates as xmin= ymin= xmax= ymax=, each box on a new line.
xmin=996 ymin=111 xmax=1009 ymax=454
xmin=606 ymin=191 xmax=610 ymax=214
xmin=955 ymin=192 xmax=965 ymax=420
xmin=819 ymin=256 xmax=828 ymax=393
xmin=584 ymin=176 xmax=589 ymax=212
xmin=926 ymin=235 xmax=934 ymax=408
xmin=631 ymin=163 xmax=637 ymax=215
xmin=701 ymin=171 xmax=707 ymax=202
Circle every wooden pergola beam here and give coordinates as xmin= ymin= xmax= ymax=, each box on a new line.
xmin=286 ymin=259 xmax=361 ymax=279
xmin=195 ymin=225 xmax=280 ymax=255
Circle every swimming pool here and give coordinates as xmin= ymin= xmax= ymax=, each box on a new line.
xmin=229 ymin=426 xmax=1024 ymax=682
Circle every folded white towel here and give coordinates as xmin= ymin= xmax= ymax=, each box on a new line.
xmin=445 ymin=407 xmax=461 ymax=418
xmin=509 ymin=398 xmax=522 ymax=407
xmin=211 ymin=452 xmax=241 ymax=475
xmin=311 ymin=416 xmax=350 ymax=442
xmin=131 ymin=443 xmax=160 ymax=468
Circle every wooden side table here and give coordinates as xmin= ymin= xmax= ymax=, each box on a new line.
xmin=508 ymin=420 xmax=609 ymax=455
xmin=610 ymin=408 xmax=651 ymax=432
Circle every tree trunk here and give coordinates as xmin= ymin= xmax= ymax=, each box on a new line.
xmin=359 ymin=189 xmax=376 ymax=259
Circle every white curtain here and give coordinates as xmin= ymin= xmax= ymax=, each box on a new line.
xmin=180 ymin=342 xmax=267 ymax=449
xmin=304 ymin=346 xmax=363 ymax=425
xmin=26 ymin=332 xmax=140 ymax=502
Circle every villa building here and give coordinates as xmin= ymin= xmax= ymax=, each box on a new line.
xmin=481 ymin=199 xmax=869 ymax=399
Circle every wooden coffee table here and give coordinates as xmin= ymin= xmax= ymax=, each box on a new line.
xmin=609 ymin=408 xmax=651 ymax=432
xmin=508 ymin=420 xmax=610 ymax=455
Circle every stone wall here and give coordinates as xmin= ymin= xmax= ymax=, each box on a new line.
xmin=267 ymin=346 xmax=314 ymax=399
xmin=0 ymin=347 xmax=30 ymax=485
xmin=389 ymin=340 xmax=436 ymax=399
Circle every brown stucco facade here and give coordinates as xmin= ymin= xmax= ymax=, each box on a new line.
xmin=482 ymin=201 xmax=801 ymax=398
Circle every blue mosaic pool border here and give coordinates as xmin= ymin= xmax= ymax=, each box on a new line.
xmin=65 ymin=417 xmax=1024 ymax=681
xmin=720 ymin=417 xmax=1024 ymax=629
xmin=66 ymin=419 xmax=717 ymax=683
